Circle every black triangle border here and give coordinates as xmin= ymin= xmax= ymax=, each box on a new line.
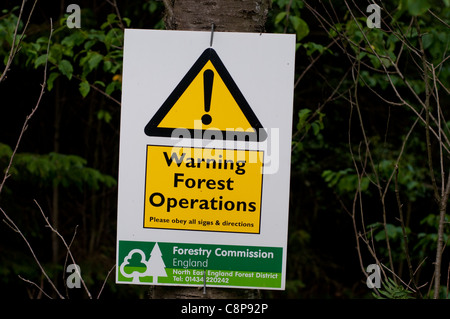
xmin=144 ymin=48 xmax=267 ymax=142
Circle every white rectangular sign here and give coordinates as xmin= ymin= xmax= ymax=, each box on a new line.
xmin=116 ymin=29 xmax=295 ymax=290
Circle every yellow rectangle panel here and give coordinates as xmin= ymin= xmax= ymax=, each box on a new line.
xmin=143 ymin=145 xmax=264 ymax=233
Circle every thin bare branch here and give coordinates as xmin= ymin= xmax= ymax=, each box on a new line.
xmin=0 ymin=207 xmax=64 ymax=298
xmin=394 ymin=166 xmax=422 ymax=297
xmin=72 ymin=73 xmax=121 ymax=106
xmin=34 ymin=200 xmax=92 ymax=299
xmin=0 ymin=0 xmax=38 ymax=83
xmin=427 ymin=9 xmax=450 ymax=28
xmin=294 ymin=37 xmax=338 ymax=88
xmin=0 ymin=18 xmax=53 ymax=195
xmin=446 ymin=262 xmax=450 ymax=299
xmin=380 ymin=263 xmax=417 ymax=293
xmin=97 ymin=265 xmax=116 ymax=299
xmin=18 ymin=275 xmax=53 ymax=299
xmin=107 ymin=0 xmax=125 ymax=30
xmin=63 ymin=225 xmax=79 ymax=298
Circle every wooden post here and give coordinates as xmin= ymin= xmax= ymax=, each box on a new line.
xmin=163 ymin=0 xmax=270 ymax=33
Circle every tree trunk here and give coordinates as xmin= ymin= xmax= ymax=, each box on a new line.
xmin=164 ymin=0 xmax=270 ymax=33
xmin=150 ymin=0 xmax=271 ymax=299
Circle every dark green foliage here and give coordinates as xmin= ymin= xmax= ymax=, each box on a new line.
xmin=373 ymin=278 xmax=414 ymax=299
xmin=0 ymin=144 xmax=116 ymax=190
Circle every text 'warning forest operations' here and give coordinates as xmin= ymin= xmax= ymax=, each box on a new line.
xmin=144 ymin=145 xmax=264 ymax=233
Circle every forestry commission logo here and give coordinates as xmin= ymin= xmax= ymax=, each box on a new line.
xmin=118 ymin=242 xmax=167 ymax=283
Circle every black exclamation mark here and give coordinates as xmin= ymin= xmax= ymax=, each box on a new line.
xmin=201 ymin=69 xmax=214 ymax=125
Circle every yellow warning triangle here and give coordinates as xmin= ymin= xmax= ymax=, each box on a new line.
xmin=144 ymin=48 xmax=266 ymax=141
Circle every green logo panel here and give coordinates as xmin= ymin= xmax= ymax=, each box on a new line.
xmin=117 ymin=241 xmax=283 ymax=289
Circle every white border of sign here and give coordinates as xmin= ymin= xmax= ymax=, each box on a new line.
xmin=116 ymin=29 xmax=296 ymax=290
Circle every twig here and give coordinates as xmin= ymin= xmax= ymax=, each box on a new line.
xmin=282 ymin=0 xmax=293 ymax=34
xmin=294 ymin=37 xmax=338 ymax=88
xmin=394 ymin=165 xmax=422 ymax=297
xmin=97 ymin=264 xmax=116 ymax=299
xmin=431 ymin=64 xmax=446 ymax=198
xmin=1 ymin=207 xmax=64 ymax=298
xmin=381 ymin=112 xmax=422 ymax=201
xmin=351 ymin=56 xmax=396 ymax=281
xmin=63 ymin=225 xmax=79 ymax=298
xmin=18 ymin=275 xmax=53 ymax=299
xmin=107 ymin=0 xmax=125 ymax=30
xmin=427 ymin=9 xmax=450 ymax=28
xmin=348 ymin=93 xmax=375 ymax=280
xmin=380 ymin=263 xmax=417 ymax=293
xmin=34 ymin=200 xmax=92 ymax=299
xmin=414 ymin=18 xmax=450 ymax=299
xmin=446 ymin=262 xmax=450 ymax=299
xmin=434 ymin=173 xmax=450 ymax=298
xmin=344 ymin=1 xmax=450 ymax=155
xmin=0 ymin=0 xmax=25 ymax=83
xmin=415 ymin=19 xmax=441 ymax=204
xmin=0 ymin=0 xmax=38 ymax=83
xmin=348 ymin=99 xmax=365 ymax=275
xmin=72 ymin=73 xmax=121 ymax=106
xmin=0 ymin=18 xmax=53 ymax=195
xmin=292 ymin=63 xmax=353 ymax=148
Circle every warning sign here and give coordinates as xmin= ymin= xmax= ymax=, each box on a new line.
xmin=144 ymin=48 xmax=267 ymax=142
xmin=144 ymin=145 xmax=264 ymax=233
xmin=116 ymin=29 xmax=296 ymax=290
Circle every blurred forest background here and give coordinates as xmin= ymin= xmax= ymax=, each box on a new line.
xmin=0 ymin=0 xmax=449 ymax=299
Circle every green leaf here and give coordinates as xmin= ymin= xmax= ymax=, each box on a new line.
xmin=93 ymin=80 xmax=105 ymax=87
xmin=359 ymin=177 xmax=370 ymax=192
xmin=61 ymin=31 xmax=86 ymax=48
xmin=34 ymin=54 xmax=48 ymax=69
xmin=58 ymin=59 xmax=73 ymax=80
xmin=406 ymin=0 xmax=430 ymax=16
xmin=421 ymin=33 xmax=433 ymax=50
xmin=84 ymin=40 xmax=96 ymax=50
xmin=275 ymin=11 xmax=287 ymax=25
xmin=88 ymin=52 xmax=103 ymax=70
xmin=122 ymin=17 xmax=131 ymax=27
xmin=0 ymin=143 xmax=12 ymax=158
xmin=47 ymin=72 xmax=60 ymax=91
xmin=311 ymin=122 xmax=320 ymax=136
xmin=290 ymin=16 xmax=310 ymax=42
xmin=105 ymin=81 xmax=121 ymax=95
xmin=79 ymin=80 xmax=90 ymax=97
xmin=104 ymin=28 xmax=123 ymax=50
xmin=374 ymin=224 xmax=406 ymax=242
xmin=297 ymin=108 xmax=312 ymax=131
xmin=97 ymin=109 xmax=112 ymax=123
xmin=321 ymin=170 xmax=335 ymax=184
xmin=49 ymin=44 xmax=63 ymax=63
xmin=103 ymin=60 xmax=112 ymax=72
xmin=107 ymin=13 xmax=117 ymax=24
xmin=374 ymin=278 xmax=414 ymax=299
xmin=302 ymin=42 xmax=329 ymax=56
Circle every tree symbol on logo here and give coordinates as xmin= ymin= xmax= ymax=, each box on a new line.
xmin=119 ymin=243 xmax=167 ymax=283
